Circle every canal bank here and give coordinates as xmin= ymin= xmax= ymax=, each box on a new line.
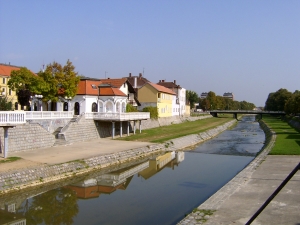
xmin=0 ymin=119 xmax=237 ymax=195
xmin=178 ymin=119 xmax=300 ymax=225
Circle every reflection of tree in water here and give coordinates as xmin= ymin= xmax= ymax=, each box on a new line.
xmin=23 ymin=188 xmax=78 ymax=225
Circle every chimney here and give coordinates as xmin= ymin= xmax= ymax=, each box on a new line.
xmin=174 ymin=80 xmax=176 ymax=84
xmin=129 ymin=73 xmax=132 ymax=77
xmin=134 ymin=77 xmax=137 ymax=88
xmin=139 ymin=73 xmax=142 ymax=78
xmin=162 ymin=80 xmax=165 ymax=82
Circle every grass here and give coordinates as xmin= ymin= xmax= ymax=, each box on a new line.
xmin=118 ymin=116 xmax=234 ymax=143
xmin=0 ymin=157 xmax=22 ymax=163
xmin=262 ymin=115 xmax=300 ymax=155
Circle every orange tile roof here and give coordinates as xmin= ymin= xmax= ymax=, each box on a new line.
xmin=99 ymin=78 xmax=127 ymax=88
xmin=77 ymin=80 xmax=126 ymax=96
xmin=147 ymin=82 xmax=176 ymax=95
xmin=0 ymin=64 xmax=22 ymax=76
xmin=0 ymin=63 xmax=36 ymax=76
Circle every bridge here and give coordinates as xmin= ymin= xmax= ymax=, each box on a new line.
xmin=209 ymin=110 xmax=286 ymax=120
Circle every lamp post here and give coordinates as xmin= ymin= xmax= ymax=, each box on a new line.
xmin=35 ymin=94 xmax=43 ymax=111
xmin=65 ymin=96 xmax=72 ymax=111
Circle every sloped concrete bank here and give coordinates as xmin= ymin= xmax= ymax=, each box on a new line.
xmin=0 ymin=117 xmax=234 ymax=196
xmin=177 ymin=120 xmax=276 ymax=225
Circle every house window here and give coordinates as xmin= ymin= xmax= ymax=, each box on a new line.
xmin=9 ymin=89 xmax=12 ymax=95
xmin=15 ymin=102 xmax=18 ymax=110
xmin=3 ymin=78 xmax=5 ymax=84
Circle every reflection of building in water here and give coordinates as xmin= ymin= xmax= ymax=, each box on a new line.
xmin=138 ymin=151 xmax=184 ymax=180
xmin=66 ymin=161 xmax=149 ymax=199
xmin=0 ymin=208 xmax=26 ymax=225
xmin=0 ymin=200 xmax=26 ymax=225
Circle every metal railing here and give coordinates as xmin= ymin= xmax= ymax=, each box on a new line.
xmin=0 ymin=111 xmax=26 ymax=124
xmin=25 ymin=111 xmax=74 ymax=119
xmin=85 ymin=112 xmax=150 ymax=121
xmin=246 ymin=162 xmax=300 ymax=224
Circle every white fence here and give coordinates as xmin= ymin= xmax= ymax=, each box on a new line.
xmin=85 ymin=112 xmax=150 ymax=121
xmin=0 ymin=111 xmax=26 ymax=124
xmin=25 ymin=111 xmax=74 ymax=119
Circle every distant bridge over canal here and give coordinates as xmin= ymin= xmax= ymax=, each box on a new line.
xmin=209 ymin=110 xmax=286 ymax=120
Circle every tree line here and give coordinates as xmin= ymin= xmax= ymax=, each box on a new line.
xmin=186 ymin=90 xmax=255 ymax=111
xmin=265 ymin=88 xmax=300 ymax=115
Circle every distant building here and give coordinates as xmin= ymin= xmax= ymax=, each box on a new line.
xmin=223 ymin=92 xmax=234 ymax=100
xmin=200 ymin=92 xmax=208 ymax=99
xmin=0 ymin=63 xmax=35 ymax=110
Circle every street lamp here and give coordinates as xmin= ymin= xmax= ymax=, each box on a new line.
xmin=35 ymin=94 xmax=43 ymax=111
xmin=64 ymin=96 xmax=72 ymax=111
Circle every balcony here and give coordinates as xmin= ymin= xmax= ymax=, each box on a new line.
xmin=85 ymin=112 xmax=150 ymax=121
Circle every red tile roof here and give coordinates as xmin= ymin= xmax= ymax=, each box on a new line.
xmin=77 ymin=80 xmax=126 ymax=96
xmin=0 ymin=64 xmax=21 ymax=76
xmin=0 ymin=63 xmax=36 ymax=76
xmin=147 ymin=82 xmax=176 ymax=95
xmin=99 ymin=78 xmax=127 ymax=88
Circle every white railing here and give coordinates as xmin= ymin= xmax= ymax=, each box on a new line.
xmin=0 ymin=111 xmax=26 ymax=124
xmin=85 ymin=112 xmax=150 ymax=121
xmin=25 ymin=111 xmax=74 ymax=119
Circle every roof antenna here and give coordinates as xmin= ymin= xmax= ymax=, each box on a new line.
xmin=143 ymin=67 xmax=145 ymax=76
xmin=105 ymin=71 xmax=108 ymax=79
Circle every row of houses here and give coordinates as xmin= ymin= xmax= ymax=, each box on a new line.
xmin=0 ymin=63 xmax=189 ymax=118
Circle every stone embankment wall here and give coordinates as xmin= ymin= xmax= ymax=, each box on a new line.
xmin=1 ymin=123 xmax=56 ymax=153
xmin=0 ymin=115 xmax=232 ymax=195
xmin=288 ymin=120 xmax=300 ymax=130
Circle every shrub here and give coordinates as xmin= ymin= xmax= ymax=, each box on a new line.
xmin=143 ymin=106 xmax=158 ymax=119
xmin=126 ymin=104 xmax=138 ymax=112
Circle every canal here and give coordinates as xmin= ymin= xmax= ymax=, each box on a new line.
xmin=0 ymin=115 xmax=265 ymax=225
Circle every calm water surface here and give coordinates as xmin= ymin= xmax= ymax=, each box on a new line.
xmin=1 ymin=116 xmax=265 ymax=225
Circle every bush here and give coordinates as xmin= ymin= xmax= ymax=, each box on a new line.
xmin=0 ymin=96 xmax=13 ymax=111
xmin=142 ymin=106 xmax=158 ymax=119
xmin=126 ymin=104 xmax=138 ymax=112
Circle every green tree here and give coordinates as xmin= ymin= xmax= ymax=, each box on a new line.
xmin=8 ymin=67 xmax=39 ymax=109
xmin=186 ymin=90 xmax=199 ymax=108
xmin=265 ymin=88 xmax=292 ymax=111
xmin=199 ymin=98 xmax=210 ymax=111
xmin=285 ymin=90 xmax=300 ymax=115
xmin=44 ymin=60 xmax=80 ymax=99
xmin=0 ymin=96 xmax=13 ymax=110
xmin=206 ymin=91 xmax=217 ymax=109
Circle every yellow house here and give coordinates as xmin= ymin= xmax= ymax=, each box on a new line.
xmin=137 ymin=82 xmax=176 ymax=118
xmin=0 ymin=63 xmax=21 ymax=110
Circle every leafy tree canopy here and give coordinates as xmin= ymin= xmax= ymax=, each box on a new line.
xmin=186 ymin=90 xmax=199 ymax=108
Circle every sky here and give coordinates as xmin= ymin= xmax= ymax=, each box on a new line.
xmin=1 ymin=1 xmax=300 ymax=107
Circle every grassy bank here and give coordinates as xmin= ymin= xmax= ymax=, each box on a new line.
xmin=262 ymin=115 xmax=300 ymax=155
xmin=118 ymin=116 xmax=234 ymax=143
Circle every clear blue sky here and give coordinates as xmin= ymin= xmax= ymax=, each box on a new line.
xmin=1 ymin=0 xmax=300 ymax=107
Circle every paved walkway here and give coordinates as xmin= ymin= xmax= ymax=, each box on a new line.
xmin=180 ymin=155 xmax=300 ymax=225
xmin=7 ymin=138 xmax=153 ymax=165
